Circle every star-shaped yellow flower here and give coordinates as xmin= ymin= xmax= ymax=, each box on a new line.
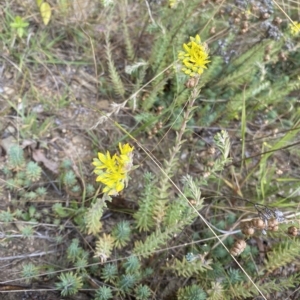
xmin=289 ymin=21 xmax=300 ymax=36
xmin=93 ymin=143 xmax=134 ymax=196
xmin=178 ymin=34 xmax=210 ymax=77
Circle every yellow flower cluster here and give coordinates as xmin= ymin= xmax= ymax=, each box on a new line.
xmin=289 ymin=21 xmax=300 ymax=36
xmin=169 ymin=0 xmax=177 ymax=8
xmin=178 ymin=34 xmax=210 ymax=77
xmin=93 ymin=143 xmax=134 ymax=196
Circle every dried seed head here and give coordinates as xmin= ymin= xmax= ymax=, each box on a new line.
xmin=287 ymin=226 xmax=298 ymax=237
xmin=273 ymin=17 xmax=282 ymax=25
xmin=142 ymin=93 xmax=149 ymax=101
xmin=210 ymin=27 xmax=216 ymax=35
xmin=234 ymin=18 xmax=240 ymax=24
xmin=265 ymin=45 xmax=272 ymax=53
xmin=268 ymin=218 xmax=279 ymax=231
xmin=278 ymin=52 xmax=287 ymax=61
xmin=206 ymin=161 xmax=214 ymax=167
xmin=157 ymin=106 xmax=164 ymax=112
xmin=185 ymin=77 xmax=199 ymax=88
xmin=241 ymin=220 xmax=252 ymax=229
xmin=203 ymin=171 xmax=211 ymax=178
xmin=264 ymin=54 xmax=270 ymax=62
xmin=189 ymin=199 xmax=196 ymax=205
xmin=241 ymin=21 xmax=249 ymax=29
xmin=240 ymin=28 xmax=248 ymax=34
xmin=243 ymin=13 xmax=250 ymax=20
xmin=241 ymin=227 xmax=255 ymax=236
xmin=261 ymin=13 xmax=270 ymax=20
xmin=230 ymin=239 xmax=247 ymax=256
xmin=207 ymin=147 xmax=216 ymax=155
xmin=251 ymin=218 xmax=266 ymax=230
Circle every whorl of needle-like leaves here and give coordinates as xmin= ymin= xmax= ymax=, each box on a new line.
xmin=134 ymin=284 xmax=152 ymax=300
xmin=101 ymin=263 xmax=118 ymax=283
xmin=85 ymin=197 xmax=106 ymax=235
xmin=7 ymin=145 xmax=25 ymax=171
xmin=56 ymin=272 xmax=83 ymax=296
xmin=122 ymin=255 xmax=140 ymax=274
xmin=166 ymin=256 xmax=212 ymax=278
xmin=112 ymin=220 xmax=131 ymax=249
xmin=105 ymin=32 xmax=125 ymax=98
xmin=67 ymin=239 xmax=82 ymax=263
xmin=22 ymin=263 xmax=39 ymax=283
xmin=116 ymin=274 xmax=137 ymax=295
xmin=25 ymin=161 xmax=42 ymax=182
xmin=95 ymin=286 xmax=113 ymax=300
xmin=177 ymin=284 xmax=207 ymax=300
xmin=263 ymin=239 xmax=300 ymax=272
xmin=63 ymin=170 xmax=77 ymax=187
xmin=94 ymin=233 xmax=115 ymax=263
xmin=134 ymin=172 xmax=156 ymax=232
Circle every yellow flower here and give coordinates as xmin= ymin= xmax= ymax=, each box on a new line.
xmin=99 ymin=170 xmax=126 ymax=195
xmin=289 ymin=21 xmax=300 ymax=36
xmin=118 ymin=143 xmax=134 ymax=171
xmin=94 ymin=151 xmax=116 ymax=170
xmin=169 ymin=0 xmax=177 ymax=8
xmin=119 ymin=143 xmax=134 ymax=156
xmin=93 ymin=143 xmax=134 ymax=196
xmin=178 ymin=34 xmax=210 ymax=77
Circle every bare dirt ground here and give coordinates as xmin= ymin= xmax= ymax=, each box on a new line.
xmin=0 ymin=57 xmax=106 ymax=298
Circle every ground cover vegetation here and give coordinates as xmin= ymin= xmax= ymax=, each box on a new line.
xmin=0 ymin=0 xmax=300 ymax=299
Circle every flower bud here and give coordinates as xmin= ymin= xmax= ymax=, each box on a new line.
xmin=240 ymin=28 xmax=248 ymax=34
xmin=234 ymin=18 xmax=240 ymax=24
xmin=287 ymin=226 xmax=298 ymax=237
xmin=185 ymin=77 xmax=199 ymax=88
xmin=251 ymin=218 xmax=266 ymax=230
xmin=268 ymin=218 xmax=279 ymax=231
xmin=241 ymin=227 xmax=255 ymax=236
xmin=241 ymin=21 xmax=249 ymax=29
xmin=273 ymin=17 xmax=282 ymax=25
xmin=210 ymin=27 xmax=216 ymax=35
xmin=261 ymin=13 xmax=270 ymax=20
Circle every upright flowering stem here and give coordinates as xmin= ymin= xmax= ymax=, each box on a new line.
xmin=154 ymin=34 xmax=209 ymax=224
xmin=155 ymin=78 xmax=202 ymax=223
xmin=167 ymin=78 xmax=201 ymax=172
